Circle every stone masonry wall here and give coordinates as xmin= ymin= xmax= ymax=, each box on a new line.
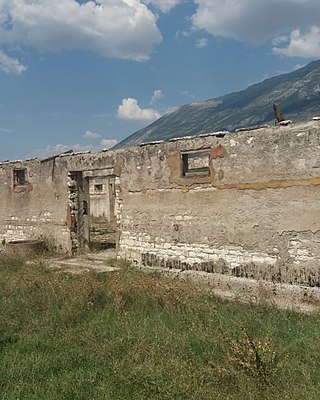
xmin=0 ymin=151 xmax=117 ymax=253
xmin=118 ymin=121 xmax=320 ymax=287
xmin=1 ymin=120 xmax=320 ymax=287
xmin=0 ymin=157 xmax=70 ymax=252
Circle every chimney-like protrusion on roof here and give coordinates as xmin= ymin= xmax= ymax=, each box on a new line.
xmin=273 ymin=103 xmax=285 ymax=124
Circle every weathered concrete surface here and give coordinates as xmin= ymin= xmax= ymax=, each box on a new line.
xmin=118 ymin=121 xmax=320 ymax=287
xmin=119 ymin=185 xmax=320 ymax=286
xmin=35 ymin=250 xmax=119 ymax=274
xmin=0 ymin=152 xmax=119 ymax=254
xmin=0 ymin=158 xmax=71 ymax=252
xmin=1 ymin=120 xmax=320 ymax=290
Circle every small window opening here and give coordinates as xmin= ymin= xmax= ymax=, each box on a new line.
xmin=13 ymin=169 xmax=28 ymax=186
xmin=83 ymin=200 xmax=88 ymax=215
xmin=94 ymin=184 xmax=103 ymax=191
xmin=181 ymin=150 xmax=210 ymax=177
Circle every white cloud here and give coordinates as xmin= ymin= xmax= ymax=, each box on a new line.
xmin=100 ymin=138 xmax=118 ymax=149
xmin=33 ymin=137 xmax=118 ymax=158
xmin=0 ymin=127 xmax=13 ymax=133
xmin=195 ymin=37 xmax=208 ymax=48
xmin=33 ymin=143 xmax=93 ymax=158
xmin=82 ymin=130 xmax=101 ymax=139
xmin=150 ymin=89 xmax=163 ymax=105
xmin=0 ymin=50 xmax=27 ymax=75
xmin=0 ymin=0 xmax=162 ymax=62
xmin=272 ymin=35 xmax=289 ymax=47
xmin=117 ymin=97 xmax=161 ymax=121
xmin=273 ymin=26 xmax=320 ymax=57
xmin=175 ymin=30 xmax=191 ymax=40
xmin=142 ymin=0 xmax=181 ymax=12
xmin=191 ymin=0 xmax=320 ymax=51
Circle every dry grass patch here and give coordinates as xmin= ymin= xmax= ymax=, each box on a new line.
xmin=0 ymin=255 xmax=320 ymax=399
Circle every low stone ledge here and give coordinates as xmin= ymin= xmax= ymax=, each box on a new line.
xmin=138 ymin=265 xmax=320 ymax=313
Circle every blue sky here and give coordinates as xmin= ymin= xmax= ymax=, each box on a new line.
xmin=1 ymin=0 xmax=320 ymax=161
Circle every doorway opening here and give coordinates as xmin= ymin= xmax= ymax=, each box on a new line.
xmin=67 ymin=170 xmax=118 ymax=254
xmin=88 ymin=175 xmax=117 ymax=251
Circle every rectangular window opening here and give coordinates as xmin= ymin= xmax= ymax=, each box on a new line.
xmin=13 ymin=168 xmax=28 ymax=187
xmin=181 ymin=149 xmax=210 ymax=177
xmin=94 ymin=184 xmax=103 ymax=192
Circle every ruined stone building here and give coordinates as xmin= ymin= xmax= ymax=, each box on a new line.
xmin=1 ymin=120 xmax=320 ymax=287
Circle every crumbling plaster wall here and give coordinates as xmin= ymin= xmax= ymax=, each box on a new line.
xmin=0 ymin=157 xmax=70 ymax=251
xmin=1 ymin=121 xmax=320 ymax=287
xmin=118 ymin=121 xmax=320 ymax=287
xmin=0 ymin=152 xmax=118 ymax=253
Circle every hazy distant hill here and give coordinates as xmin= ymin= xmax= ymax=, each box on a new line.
xmin=115 ymin=60 xmax=320 ymax=148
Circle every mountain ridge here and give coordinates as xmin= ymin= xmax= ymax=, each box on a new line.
xmin=114 ymin=60 xmax=320 ymax=148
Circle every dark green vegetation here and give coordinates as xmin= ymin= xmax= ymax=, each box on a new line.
xmin=116 ymin=60 xmax=320 ymax=148
xmin=1 ymin=254 xmax=320 ymax=399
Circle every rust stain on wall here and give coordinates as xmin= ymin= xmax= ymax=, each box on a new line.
xmin=13 ymin=182 xmax=33 ymax=193
xmin=218 ymin=169 xmax=224 ymax=180
xmin=214 ymin=176 xmax=320 ymax=191
xmin=210 ymin=145 xmax=226 ymax=159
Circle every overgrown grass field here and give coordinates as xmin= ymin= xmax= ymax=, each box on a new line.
xmin=1 ymin=254 xmax=320 ymax=399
